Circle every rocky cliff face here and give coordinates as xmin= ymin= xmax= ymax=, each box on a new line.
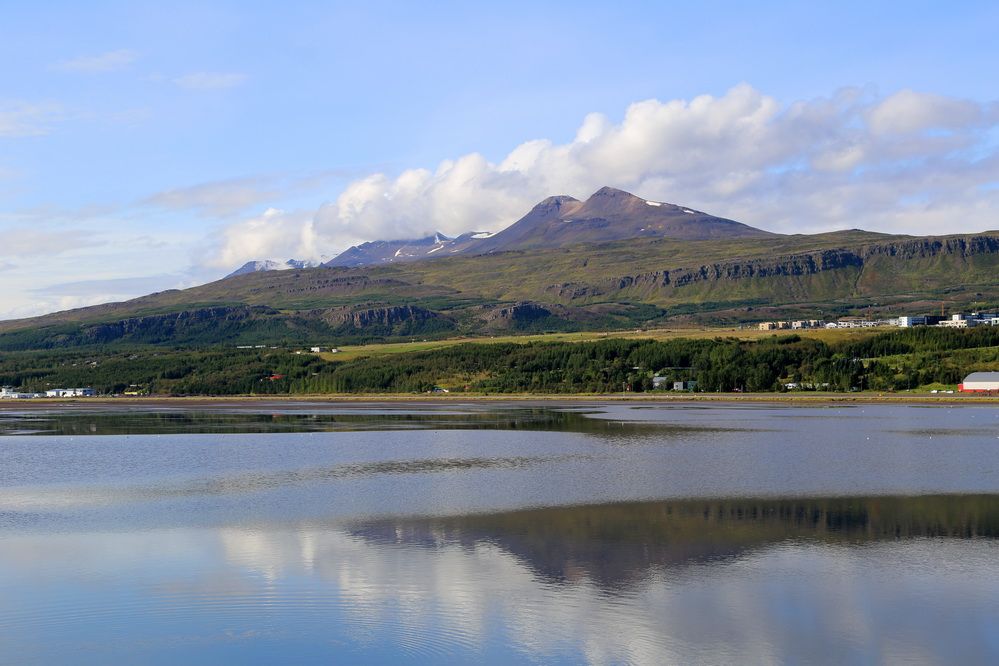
xmin=320 ymin=305 xmax=442 ymax=328
xmin=544 ymin=237 xmax=999 ymax=301
xmin=860 ymin=235 xmax=999 ymax=260
xmin=78 ymin=306 xmax=265 ymax=344
xmin=315 ymin=304 xmax=455 ymax=336
xmin=18 ymin=303 xmax=456 ymax=347
xmin=478 ymin=302 xmax=578 ymax=332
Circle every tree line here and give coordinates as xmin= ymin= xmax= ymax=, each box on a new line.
xmin=0 ymin=327 xmax=995 ymax=395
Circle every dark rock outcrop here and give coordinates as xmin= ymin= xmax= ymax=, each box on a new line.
xmin=320 ymin=305 xmax=443 ymax=329
xmin=78 ymin=306 xmax=267 ymax=344
xmin=544 ymin=237 xmax=999 ymax=302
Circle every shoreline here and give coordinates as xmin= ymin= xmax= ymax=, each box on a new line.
xmin=1 ymin=392 xmax=997 ymax=410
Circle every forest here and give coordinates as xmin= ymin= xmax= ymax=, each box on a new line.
xmin=0 ymin=326 xmax=996 ymax=396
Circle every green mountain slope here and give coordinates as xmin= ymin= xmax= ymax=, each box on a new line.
xmin=2 ymin=229 xmax=998 ymax=350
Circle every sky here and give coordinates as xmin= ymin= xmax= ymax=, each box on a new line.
xmin=2 ymin=0 xmax=998 ymax=320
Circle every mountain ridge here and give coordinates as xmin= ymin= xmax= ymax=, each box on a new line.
xmin=234 ymin=187 xmax=775 ymax=273
xmin=469 ymin=186 xmax=774 ymax=255
xmin=2 ymin=227 xmax=998 ymax=349
xmin=2 ymin=186 xmax=997 ymax=347
xmin=323 ymin=231 xmax=493 ymax=268
xmin=225 ymin=258 xmax=322 ymax=278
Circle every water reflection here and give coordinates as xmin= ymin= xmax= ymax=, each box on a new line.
xmin=2 ymin=496 xmax=999 ymax=664
xmin=2 ymin=404 xmax=999 ymax=663
xmin=0 ymin=404 xmax=743 ymax=438
xmin=351 ymin=495 xmax=999 ymax=589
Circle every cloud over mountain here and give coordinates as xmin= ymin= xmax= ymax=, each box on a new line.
xmin=205 ymin=84 xmax=999 ymax=267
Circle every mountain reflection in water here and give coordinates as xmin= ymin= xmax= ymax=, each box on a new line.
xmin=3 ymin=495 xmax=999 ymax=665
xmin=3 ymin=403 xmax=999 ymax=663
xmin=0 ymin=405 xmax=740 ymax=438
xmin=350 ymin=495 xmax=999 ymax=590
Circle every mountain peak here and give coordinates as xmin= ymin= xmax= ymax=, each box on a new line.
xmin=225 ymin=258 xmax=319 ymax=279
xmin=322 ymin=186 xmax=774 ymax=267
xmin=530 ymin=194 xmax=579 ymax=214
xmin=589 ymin=186 xmax=638 ymax=199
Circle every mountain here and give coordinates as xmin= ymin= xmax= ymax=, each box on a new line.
xmin=471 ymin=186 xmax=774 ymax=255
xmin=225 ymin=258 xmax=321 ymax=278
xmin=324 ymin=231 xmax=493 ymax=268
xmin=1 ymin=185 xmax=997 ymax=349
xmin=320 ymin=187 xmax=773 ymax=268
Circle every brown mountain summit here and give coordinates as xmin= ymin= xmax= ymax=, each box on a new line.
xmin=469 ymin=186 xmax=775 ymax=255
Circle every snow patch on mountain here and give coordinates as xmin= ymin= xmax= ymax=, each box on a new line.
xmin=225 ymin=258 xmax=321 ymax=278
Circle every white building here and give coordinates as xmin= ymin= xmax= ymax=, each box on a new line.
xmin=959 ymin=372 xmax=999 ymax=393
xmin=1 ymin=386 xmax=37 ymax=399
xmin=45 ymin=388 xmax=96 ymax=398
xmin=938 ymin=318 xmax=978 ymax=328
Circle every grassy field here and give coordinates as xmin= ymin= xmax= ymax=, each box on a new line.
xmin=319 ymin=326 xmax=889 ymax=361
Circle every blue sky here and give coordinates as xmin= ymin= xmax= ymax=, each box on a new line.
xmin=2 ymin=1 xmax=998 ymax=318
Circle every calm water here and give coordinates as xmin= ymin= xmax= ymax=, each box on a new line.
xmin=1 ymin=402 xmax=998 ymax=664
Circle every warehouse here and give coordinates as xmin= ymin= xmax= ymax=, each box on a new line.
xmin=958 ymin=372 xmax=999 ymax=393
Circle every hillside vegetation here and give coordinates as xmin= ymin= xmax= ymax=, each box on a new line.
xmin=2 ymin=327 xmax=996 ymax=396
xmin=1 ymin=228 xmax=997 ymax=350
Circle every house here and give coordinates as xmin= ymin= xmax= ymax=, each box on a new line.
xmin=938 ymin=318 xmax=978 ymax=328
xmin=652 ymin=376 xmax=669 ymax=389
xmin=1 ymin=386 xmax=37 ymax=399
xmin=959 ymin=372 xmax=999 ymax=393
xmin=310 ymin=346 xmax=326 ymax=353
xmin=45 ymin=388 xmax=96 ymax=398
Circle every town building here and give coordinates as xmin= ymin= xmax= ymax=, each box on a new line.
xmin=759 ymin=320 xmax=824 ymax=331
xmin=0 ymin=386 xmax=39 ymax=399
xmin=959 ymin=372 xmax=999 ymax=393
xmin=45 ymin=388 xmax=96 ymax=398
xmin=938 ymin=318 xmax=978 ymax=328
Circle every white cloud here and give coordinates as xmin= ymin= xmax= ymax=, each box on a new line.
xmin=866 ymin=89 xmax=986 ymax=135
xmin=0 ymin=101 xmax=62 ymax=137
xmin=0 ymin=229 xmax=100 ymax=257
xmin=205 ymin=207 xmax=319 ymax=269
xmin=205 ymin=84 xmax=999 ymax=266
xmin=143 ymin=177 xmax=279 ymax=217
xmin=174 ymin=72 xmax=248 ymax=90
xmin=54 ymin=49 xmax=138 ymax=73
